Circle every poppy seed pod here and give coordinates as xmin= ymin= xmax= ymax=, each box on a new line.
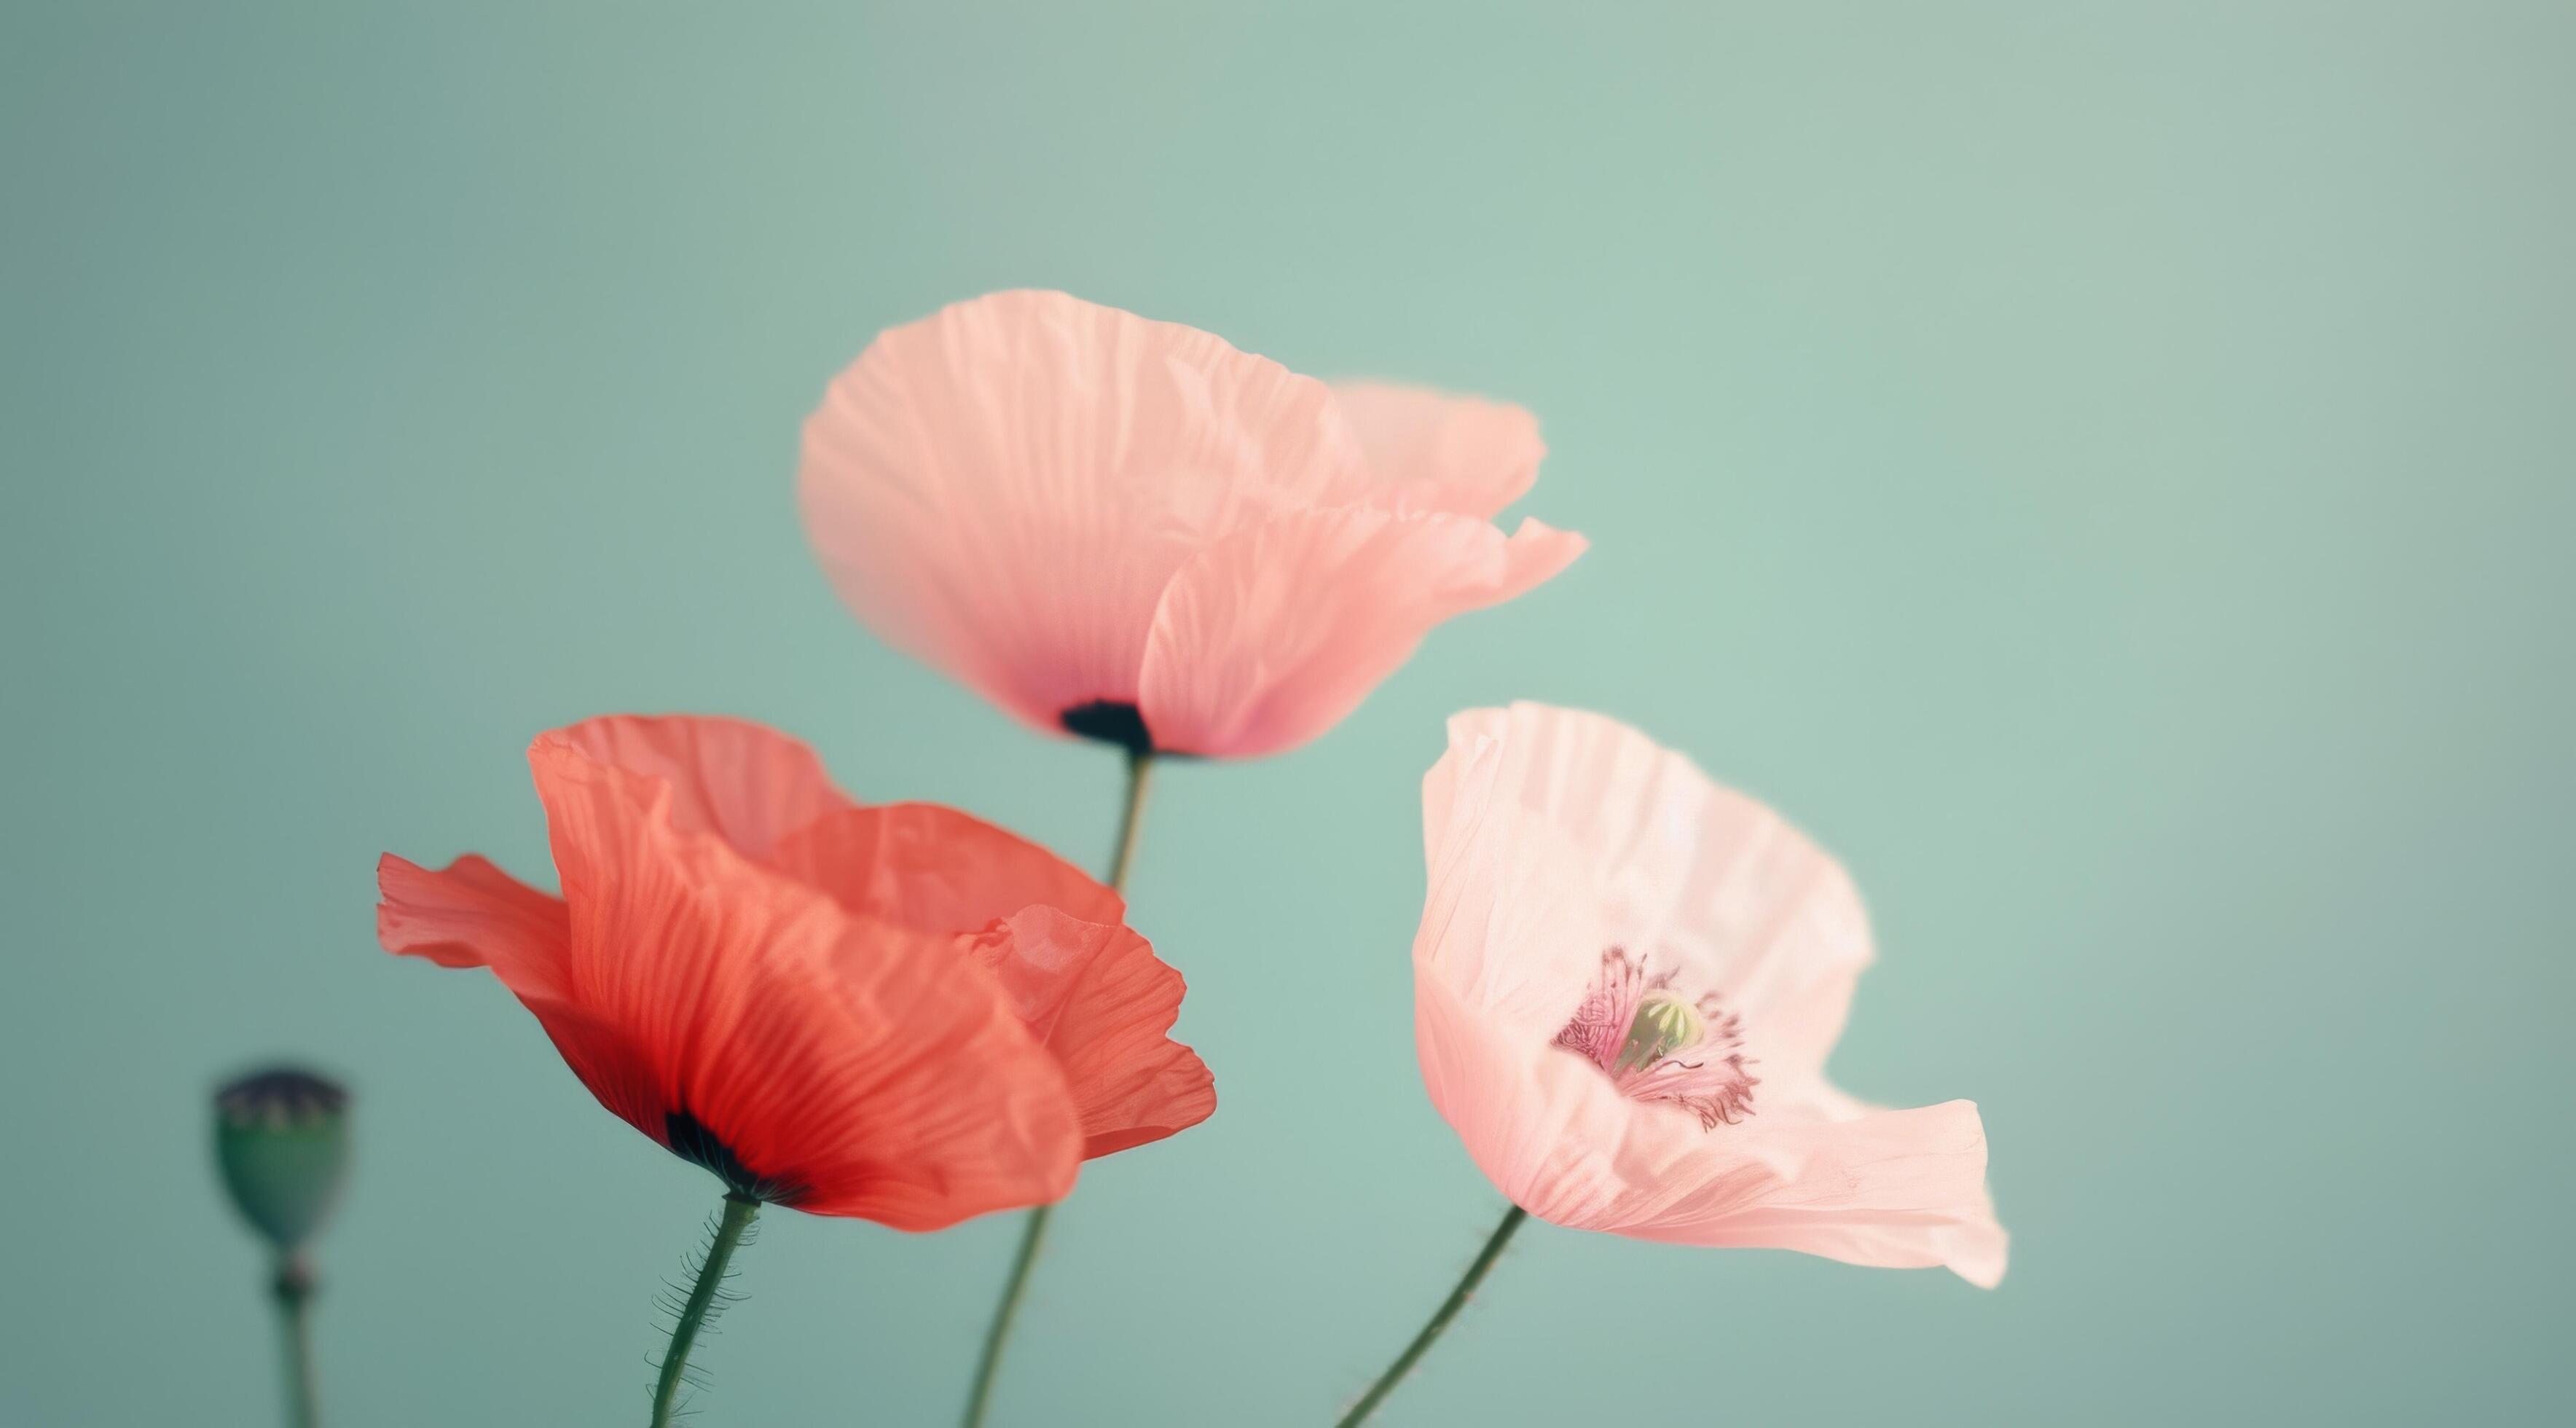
xmin=213 ymin=1067 xmax=350 ymax=1255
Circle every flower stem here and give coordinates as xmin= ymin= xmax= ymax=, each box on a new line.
xmin=651 ymin=1193 xmax=760 ymax=1428
xmin=271 ymin=1255 xmax=319 ymax=1428
xmin=1335 ymin=1205 xmax=1530 ymax=1427
xmin=958 ymin=1201 xmax=1052 ymax=1428
xmin=958 ymin=750 xmax=1155 ymax=1428
xmin=1104 ymin=750 xmax=1154 ymax=896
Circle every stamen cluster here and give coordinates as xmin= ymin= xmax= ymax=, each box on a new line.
xmin=1552 ymin=948 xmax=1757 ymax=1128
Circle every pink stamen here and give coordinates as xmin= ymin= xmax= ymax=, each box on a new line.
xmin=1552 ymin=948 xmax=1758 ymax=1127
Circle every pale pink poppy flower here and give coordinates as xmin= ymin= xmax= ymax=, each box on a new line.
xmin=1415 ymin=702 xmax=2006 ymax=1285
xmin=798 ymin=290 xmax=1585 ymax=759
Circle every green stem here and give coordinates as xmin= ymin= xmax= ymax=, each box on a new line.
xmin=1335 ymin=1205 xmax=1530 ymax=1427
xmin=272 ymin=1256 xmax=319 ymax=1428
xmin=1104 ymin=750 xmax=1154 ymax=896
xmin=651 ymin=1194 xmax=760 ymax=1428
xmin=957 ymin=751 xmax=1154 ymax=1428
xmin=958 ymin=1202 xmax=1053 ymax=1428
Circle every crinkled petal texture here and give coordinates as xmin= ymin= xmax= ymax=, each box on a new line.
xmin=964 ymin=906 xmax=1217 ymax=1158
xmin=1141 ymin=507 xmax=1583 ymax=758
xmin=1415 ymin=703 xmax=2006 ymax=1285
xmin=799 ymin=290 xmax=1584 ymax=758
xmin=377 ymin=715 xmax=1212 ymax=1228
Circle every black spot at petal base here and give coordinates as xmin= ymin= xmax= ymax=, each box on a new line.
xmin=664 ymin=1112 xmax=806 ymax=1205
xmin=1060 ymin=700 xmax=1155 ymax=756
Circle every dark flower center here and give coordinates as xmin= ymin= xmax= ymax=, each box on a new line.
xmin=664 ymin=1111 xmax=807 ymax=1204
xmin=1060 ymin=700 xmax=1155 ymax=756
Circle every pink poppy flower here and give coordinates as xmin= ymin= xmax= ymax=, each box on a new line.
xmin=798 ymin=290 xmax=1585 ymax=759
xmin=1415 ymin=702 xmax=2006 ymax=1284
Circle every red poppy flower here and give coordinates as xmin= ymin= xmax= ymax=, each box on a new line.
xmin=376 ymin=715 xmax=1214 ymax=1228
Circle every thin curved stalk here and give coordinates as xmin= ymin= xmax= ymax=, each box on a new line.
xmin=272 ymin=1256 xmax=319 ymax=1428
xmin=957 ymin=751 xmax=1154 ymax=1427
xmin=1335 ymin=1206 xmax=1529 ymax=1427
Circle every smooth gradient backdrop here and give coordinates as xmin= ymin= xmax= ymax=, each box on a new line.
xmin=5 ymin=4 xmax=2569 ymax=1424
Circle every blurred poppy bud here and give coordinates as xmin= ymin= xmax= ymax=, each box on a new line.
xmin=213 ymin=1067 xmax=350 ymax=1255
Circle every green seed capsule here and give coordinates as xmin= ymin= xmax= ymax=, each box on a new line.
xmin=1616 ymin=993 xmax=1705 ymax=1071
xmin=213 ymin=1067 xmax=350 ymax=1254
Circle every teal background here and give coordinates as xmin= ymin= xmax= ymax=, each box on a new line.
xmin=4 ymin=3 xmax=2568 ymax=1424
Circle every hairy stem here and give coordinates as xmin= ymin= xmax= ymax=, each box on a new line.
xmin=650 ymin=1193 xmax=760 ymax=1428
xmin=1335 ymin=1205 xmax=1530 ymax=1427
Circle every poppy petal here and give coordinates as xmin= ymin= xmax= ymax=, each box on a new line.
xmin=964 ymin=906 xmax=1215 ymax=1158
xmin=514 ymin=992 xmax=675 ymax=1149
xmin=1329 ymin=382 xmax=1546 ymax=518
xmin=1621 ymin=1099 xmax=2007 ymax=1287
xmin=376 ymin=854 xmax=673 ymax=1137
xmin=528 ymin=730 xmax=1084 ymax=1227
xmin=1139 ymin=509 xmax=1586 ymax=758
xmin=698 ymin=907 xmax=1085 ymax=1225
xmin=546 ymin=715 xmax=854 ymax=862
xmin=1428 ymin=703 xmax=1871 ymax=1081
xmin=375 ymin=852 xmax=572 ymax=1001
xmin=1418 ymin=968 xmax=2005 ymax=1284
xmin=764 ymin=803 xmax=1125 ymax=937
xmin=799 ymin=289 xmax=1369 ymax=734
xmin=1415 ymin=967 xmax=1661 ymax=1225
xmin=540 ymin=715 xmax=1125 ymax=935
